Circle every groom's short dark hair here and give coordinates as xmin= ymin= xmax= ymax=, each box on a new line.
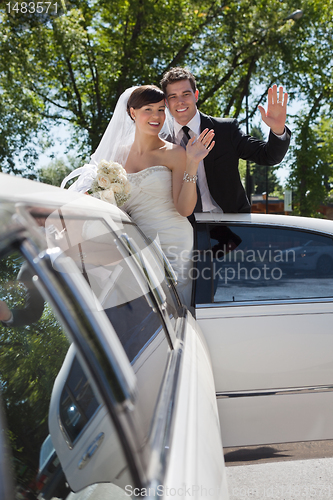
xmin=160 ymin=67 xmax=197 ymax=94
xmin=127 ymin=85 xmax=164 ymax=120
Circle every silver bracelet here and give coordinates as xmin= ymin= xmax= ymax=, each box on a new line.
xmin=183 ymin=171 xmax=198 ymax=183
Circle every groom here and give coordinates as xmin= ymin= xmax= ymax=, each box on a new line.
xmin=160 ymin=67 xmax=291 ymax=214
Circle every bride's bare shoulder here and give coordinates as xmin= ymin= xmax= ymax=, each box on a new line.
xmin=158 ymin=140 xmax=185 ymax=169
xmin=161 ymin=142 xmax=185 ymax=162
xmin=161 ymin=140 xmax=182 ymax=151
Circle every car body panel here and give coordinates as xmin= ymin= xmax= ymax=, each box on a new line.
xmin=197 ymin=301 xmax=333 ymax=391
xmin=194 ymin=212 xmax=333 ymax=448
xmin=164 ymin=313 xmax=228 ymax=499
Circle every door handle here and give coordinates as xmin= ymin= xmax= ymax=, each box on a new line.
xmin=78 ymin=432 xmax=104 ymax=470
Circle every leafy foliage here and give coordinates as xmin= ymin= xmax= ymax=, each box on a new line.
xmin=249 ymin=126 xmax=283 ymax=197
xmin=38 ymin=155 xmax=81 ymax=186
xmin=288 ymin=113 xmax=333 ymax=216
xmin=0 ymin=0 xmax=333 ymax=208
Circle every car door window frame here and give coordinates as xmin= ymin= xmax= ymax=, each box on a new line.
xmin=16 ymin=235 xmax=146 ymax=489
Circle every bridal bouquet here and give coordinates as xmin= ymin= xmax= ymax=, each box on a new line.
xmin=90 ymin=160 xmax=131 ymax=207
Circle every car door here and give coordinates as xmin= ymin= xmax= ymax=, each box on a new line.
xmin=0 ymin=194 xmax=229 ymax=500
xmin=193 ymin=214 xmax=333 ymax=448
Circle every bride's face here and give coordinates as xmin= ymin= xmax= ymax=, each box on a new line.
xmin=130 ymin=100 xmax=165 ymax=135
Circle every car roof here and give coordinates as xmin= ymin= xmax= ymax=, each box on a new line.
xmin=194 ymin=211 xmax=333 ymax=236
xmin=0 ymin=173 xmax=131 ymax=223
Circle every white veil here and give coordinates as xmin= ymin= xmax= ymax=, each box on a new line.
xmin=61 ymin=86 xmax=139 ymax=193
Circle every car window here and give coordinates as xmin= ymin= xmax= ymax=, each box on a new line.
xmin=59 ymin=355 xmax=101 ymax=444
xmin=41 ymin=209 xmax=173 ymax=434
xmin=47 ymin=208 xmax=181 ymax=448
xmin=195 ymin=223 xmax=333 ymax=304
xmin=71 ymin=216 xmax=174 ymax=439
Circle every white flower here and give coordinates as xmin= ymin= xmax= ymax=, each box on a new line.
xmin=90 ymin=160 xmax=131 ymax=207
xmin=99 ymin=159 xmax=111 ymax=169
xmin=97 ymin=173 xmax=111 ymax=189
xmin=116 ymin=173 xmax=128 ymax=185
xmin=99 ymin=188 xmax=116 ymax=205
xmin=110 ymin=183 xmax=123 ymax=194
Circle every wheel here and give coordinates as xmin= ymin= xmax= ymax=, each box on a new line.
xmin=316 ymin=254 xmax=332 ymax=275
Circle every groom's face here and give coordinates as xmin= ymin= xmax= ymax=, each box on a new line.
xmin=165 ymin=79 xmax=199 ymax=126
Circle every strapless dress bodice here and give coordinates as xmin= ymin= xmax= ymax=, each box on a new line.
xmin=126 ymin=165 xmax=171 ymax=193
xmin=122 ymin=165 xmax=193 ymax=308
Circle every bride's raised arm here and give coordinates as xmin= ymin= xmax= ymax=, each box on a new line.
xmin=171 ymin=129 xmax=215 ymax=217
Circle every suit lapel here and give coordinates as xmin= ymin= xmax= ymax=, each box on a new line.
xmin=200 ymin=112 xmax=215 ymax=171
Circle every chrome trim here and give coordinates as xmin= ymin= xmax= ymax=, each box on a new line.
xmin=194 ymin=215 xmax=333 ymax=237
xmin=78 ymin=432 xmax=105 ymax=470
xmin=145 ymin=315 xmax=186 ymax=490
xmin=216 ymin=384 xmax=333 ymax=399
xmin=58 ymin=417 xmax=73 ymax=450
xmin=196 ymin=296 xmax=333 ymax=309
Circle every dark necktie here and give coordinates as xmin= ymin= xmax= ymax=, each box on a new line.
xmin=182 ymin=125 xmax=191 ymax=146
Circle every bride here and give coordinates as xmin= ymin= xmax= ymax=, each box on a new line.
xmin=62 ymin=85 xmax=214 ymax=308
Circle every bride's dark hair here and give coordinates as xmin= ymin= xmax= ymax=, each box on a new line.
xmin=127 ymin=85 xmax=165 ymax=120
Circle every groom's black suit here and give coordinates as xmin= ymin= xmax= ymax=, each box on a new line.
xmin=193 ymin=112 xmax=291 ymax=213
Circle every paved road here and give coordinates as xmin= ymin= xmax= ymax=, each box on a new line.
xmin=225 ymin=441 xmax=333 ymax=500
xmin=224 ymin=440 xmax=333 ymax=466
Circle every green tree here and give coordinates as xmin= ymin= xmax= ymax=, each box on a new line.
xmin=288 ymin=113 xmax=333 ymax=216
xmin=1 ymin=0 xmax=333 ymax=189
xmin=249 ymin=126 xmax=283 ymax=197
xmin=38 ymin=155 xmax=81 ymax=186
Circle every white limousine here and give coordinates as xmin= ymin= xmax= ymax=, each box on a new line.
xmin=1 ymin=173 xmax=333 ymax=500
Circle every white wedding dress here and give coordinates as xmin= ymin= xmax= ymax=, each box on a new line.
xmin=122 ymin=165 xmax=193 ymax=308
